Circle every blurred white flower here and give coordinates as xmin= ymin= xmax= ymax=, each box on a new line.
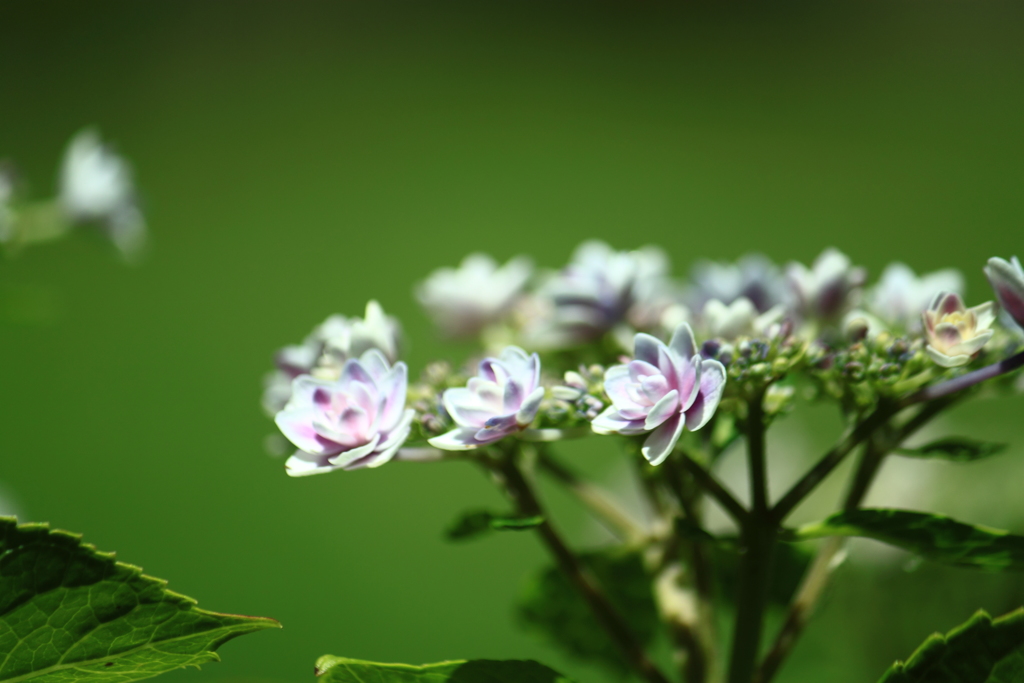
xmin=688 ymin=254 xmax=790 ymax=313
xmin=867 ymin=263 xmax=964 ymax=331
xmin=59 ymin=129 xmax=146 ymax=260
xmin=702 ymin=297 xmax=785 ymax=340
xmin=528 ymin=241 xmax=670 ymax=348
xmin=787 ymin=248 xmax=866 ymax=321
xmin=416 ymin=253 xmax=532 ymax=338
xmin=262 ymin=301 xmax=402 ymax=415
xmin=922 ymin=292 xmax=995 ymax=368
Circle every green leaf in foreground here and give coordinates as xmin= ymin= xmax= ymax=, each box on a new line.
xmin=896 ymin=437 xmax=1008 ymax=462
xmin=313 ymin=656 xmax=573 ymax=683
xmin=516 ymin=549 xmax=658 ymax=674
xmin=444 ymin=510 xmax=544 ymax=541
xmin=878 ymin=608 xmax=1024 ymax=682
xmin=0 ymin=517 xmax=279 ymax=682
xmin=792 ymin=509 xmax=1024 ymax=570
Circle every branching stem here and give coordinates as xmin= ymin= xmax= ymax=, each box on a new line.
xmin=490 ymin=451 xmax=672 ymax=683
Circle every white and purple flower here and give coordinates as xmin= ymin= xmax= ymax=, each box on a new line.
xmin=528 ymin=241 xmax=670 ymax=348
xmin=277 ymin=349 xmax=415 ymax=476
xmin=867 ymin=262 xmax=964 ymax=331
xmin=262 ymin=301 xmax=401 ymax=415
xmin=787 ymin=248 xmax=866 ymax=321
xmin=429 ymin=346 xmax=545 ymax=450
xmin=416 ymin=253 xmax=533 ymax=338
xmin=592 ymin=324 xmax=726 ymax=466
xmin=922 ymin=292 xmax=996 ymax=368
xmin=985 ymin=256 xmax=1024 ymax=330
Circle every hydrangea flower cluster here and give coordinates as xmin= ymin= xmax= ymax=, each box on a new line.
xmin=264 ymin=243 xmax=1024 ymax=480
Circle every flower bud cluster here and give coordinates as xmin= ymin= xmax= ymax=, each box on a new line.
xmin=807 ymin=333 xmax=929 ymax=408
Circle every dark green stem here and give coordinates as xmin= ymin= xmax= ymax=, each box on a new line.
xmin=728 ymin=392 xmax=776 ymax=683
xmin=491 ymin=452 xmax=672 ymax=683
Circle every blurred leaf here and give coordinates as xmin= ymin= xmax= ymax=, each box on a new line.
xmin=516 ymin=549 xmax=658 ymax=675
xmin=0 ymin=517 xmax=279 ymax=681
xmin=793 ymin=509 xmax=1024 ymax=570
xmin=878 ymin=608 xmax=1024 ymax=682
xmin=712 ymin=539 xmax=814 ymax=607
xmin=896 ymin=437 xmax=1008 ymax=462
xmin=444 ymin=510 xmax=543 ymax=541
xmin=313 ymin=656 xmax=573 ymax=682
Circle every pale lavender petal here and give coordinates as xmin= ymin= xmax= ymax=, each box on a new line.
xmin=970 ymin=301 xmax=997 ymax=331
xmin=377 ymin=409 xmax=416 ymax=452
xmin=287 ymin=375 xmax=335 ymax=408
xmin=641 ymin=413 xmax=685 ymax=466
xmin=986 ymin=257 xmax=1024 ymax=326
xmin=656 ymin=345 xmax=679 ymax=388
xmin=591 ymin=406 xmax=647 ymax=435
xmin=327 ymin=433 xmax=382 ymax=469
xmin=339 ymin=357 xmax=374 ymax=388
xmin=638 ymin=374 xmax=670 ymax=403
xmin=503 ymin=379 xmax=524 ymax=413
xmin=285 ymin=451 xmax=336 ymax=477
xmin=684 ymin=359 xmax=726 ymax=431
xmin=678 ymin=355 xmax=702 ymax=411
xmin=933 ymin=291 xmax=965 ymax=315
xmin=376 ymin=362 xmax=409 ymax=428
xmin=359 ymin=349 xmax=390 ymax=381
xmin=429 ymin=428 xmax=481 ymax=451
xmin=644 ymin=389 xmax=680 ymax=430
xmin=669 ymin=323 xmax=697 ymax=360
xmin=276 ymin=407 xmax=341 ymax=456
xmin=444 ymin=393 xmax=494 ymax=429
xmin=516 ymin=387 xmax=546 ymax=426
xmin=634 ymin=333 xmax=663 ymax=365
xmin=627 ymin=360 xmax=660 ymax=383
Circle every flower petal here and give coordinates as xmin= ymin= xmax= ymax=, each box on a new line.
xmin=634 ymin=333 xmax=664 ymax=365
xmin=986 ymin=257 xmax=1024 ymax=327
xmin=641 ymin=413 xmax=685 ymax=466
xmin=516 ymin=387 xmax=546 ymax=426
xmin=429 ymin=428 xmax=482 ymax=451
xmin=925 ymin=345 xmax=970 ymax=368
xmin=684 ymin=359 xmax=727 ymax=431
xmin=275 ymin=407 xmax=341 ymax=456
xmin=644 ymin=389 xmax=680 ymax=430
xmin=285 ymin=451 xmax=336 ymax=477
xmin=591 ymin=406 xmax=647 ymax=435
xmin=327 ymin=433 xmax=382 ymax=469
xmin=669 ymin=323 xmax=697 ymax=359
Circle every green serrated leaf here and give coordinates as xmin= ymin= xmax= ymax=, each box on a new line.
xmin=444 ymin=510 xmax=544 ymax=541
xmin=516 ymin=549 xmax=658 ymax=674
xmin=879 ymin=608 xmax=1024 ymax=682
xmin=313 ymin=656 xmax=573 ymax=682
xmin=792 ymin=509 xmax=1024 ymax=570
xmin=896 ymin=437 xmax=1008 ymax=462
xmin=0 ymin=517 xmax=279 ymax=682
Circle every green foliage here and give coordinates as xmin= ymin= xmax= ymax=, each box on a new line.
xmin=313 ymin=656 xmax=573 ymax=683
xmin=0 ymin=517 xmax=278 ymax=682
xmin=711 ymin=540 xmax=814 ymax=607
xmin=793 ymin=509 xmax=1024 ymax=570
xmin=444 ymin=510 xmax=544 ymax=541
xmin=516 ymin=549 xmax=658 ymax=675
xmin=878 ymin=609 xmax=1024 ymax=682
xmin=896 ymin=437 xmax=1008 ymax=462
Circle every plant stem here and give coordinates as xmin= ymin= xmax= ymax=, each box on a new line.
xmin=756 ymin=397 xmax=956 ymax=683
xmin=678 ymin=453 xmax=750 ymax=526
xmin=492 ymin=451 xmax=672 ymax=683
xmin=536 ymin=450 xmax=647 ymax=544
xmin=903 ymin=348 xmax=1024 ymax=406
xmin=728 ymin=392 xmax=776 ymax=683
xmin=770 ymin=402 xmax=896 ymax=524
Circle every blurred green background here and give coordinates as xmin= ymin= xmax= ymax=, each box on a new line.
xmin=2 ymin=2 xmax=1024 ymax=682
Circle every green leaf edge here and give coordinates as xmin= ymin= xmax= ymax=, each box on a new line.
xmin=878 ymin=608 xmax=1024 ymax=682
xmin=0 ymin=516 xmax=281 ymax=681
xmin=313 ymin=655 xmax=574 ymax=682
